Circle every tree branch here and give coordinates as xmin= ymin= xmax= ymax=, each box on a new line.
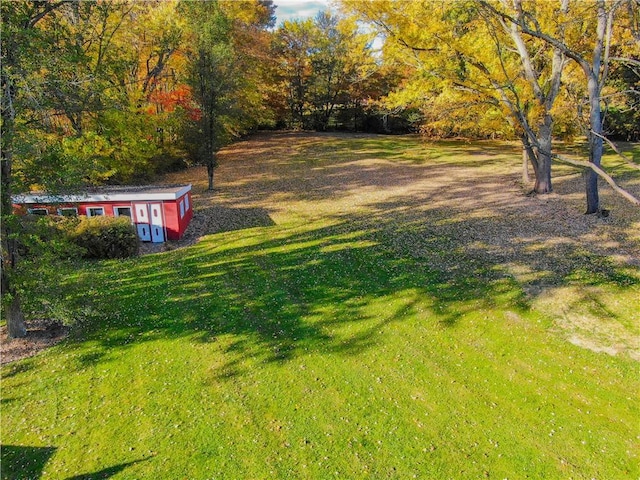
xmin=609 ymin=57 xmax=640 ymax=67
xmin=590 ymin=130 xmax=640 ymax=170
xmin=478 ymin=0 xmax=592 ymax=74
xmin=27 ymin=1 xmax=72 ymax=28
xmin=552 ymin=153 xmax=640 ymax=206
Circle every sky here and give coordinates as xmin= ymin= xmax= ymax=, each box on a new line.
xmin=273 ymin=0 xmax=331 ymax=25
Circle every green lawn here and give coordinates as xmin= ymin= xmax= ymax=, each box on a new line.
xmin=2 ymin=133 xmax=639 ymax=479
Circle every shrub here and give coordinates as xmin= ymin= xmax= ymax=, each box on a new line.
xmin=70 ymin=216 xmax=139 ymax=259
xmin=16 ymin=214 xmax=84 ymax=260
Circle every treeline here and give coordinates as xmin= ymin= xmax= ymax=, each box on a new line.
xmin=269 ymin=11 xmax=412 ymax=134
xmin=1 ymin=1 xmax=409 ymax=196
xmin=2 ymin=1 xmax=278 ymax=192
xmin=3 ymin=1 xmax=638 ymax=194
xmin=346 ymin=0 xmax=639 ymax=143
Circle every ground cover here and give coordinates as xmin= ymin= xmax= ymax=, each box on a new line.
xmin=2 ymin=132 xmax=639 ymax=479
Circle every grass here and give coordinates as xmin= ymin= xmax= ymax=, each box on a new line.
xmin=2 ymin=133 xmax=639 ymax=479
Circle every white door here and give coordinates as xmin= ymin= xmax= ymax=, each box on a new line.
xmin=134 ymin=204 xmax=152 ymax=242
xmin=150 ymin=203 xmax=164 ymax=243
xmin=134 ymin=204 xmax=149 ymax=223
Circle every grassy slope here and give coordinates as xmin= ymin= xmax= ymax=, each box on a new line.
xmin=2 ymin=133 xmax=639 ymax=479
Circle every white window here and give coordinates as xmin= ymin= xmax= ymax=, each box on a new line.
xmin=179 ymin=199 xmax=185 ymax=219
xmin=184 ymin=194 xmax=190 ymax=211
xmin=57 ymin=207 xmax=78 ymax=217
xmin=28 ymin=208 xmax=48 ymax=216
xmin=86 ymin=207 xmax=104 ymax=217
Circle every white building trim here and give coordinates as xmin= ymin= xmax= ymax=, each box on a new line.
xmin=13 ymin=184 xmax=192 ymax=205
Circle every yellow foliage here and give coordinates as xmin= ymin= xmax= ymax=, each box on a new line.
xmin=340 ymin=0 xmax=635 ymax=140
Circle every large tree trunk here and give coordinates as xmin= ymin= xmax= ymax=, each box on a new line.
xmin=528 ymin=119 xmax=553 ymax=194
xmin=1 ymin=63 xmax=27 ymax=338
xmin=532 ymin=162 xmax=552 ymax=193
xmin=1 ymin=175 xmax=28 ymax=339
xmin=585 ymin=159 xmax=601 ymax=214
xmin=5 ymin=290 xmax=27 ymax=338
xmin=585 ymin=73 xmax=603 ymax=214
xmin=581 ymin=0 xmax=610 ymax=214
xmin=1 ymin=228 xmax=28 ymax=338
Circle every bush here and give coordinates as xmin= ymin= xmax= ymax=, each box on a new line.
xmin=16 ymin=215 xmax=84 ymax=260
xmin=70 ymin=216 xmax=139 ymax=259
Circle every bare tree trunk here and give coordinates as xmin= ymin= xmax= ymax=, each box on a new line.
xmin=1 ymin=167 xmax=27 ymax=338
xmin=1 ymin=55 xmax=27 ymax=338
xmin=583 ymin=0 xmax=611 ymax=214
xmin=585 ymin=77 xmax=603 ymax=214
xmin=533 ymin=120 xmax=553 ymax=193
xmin=207 ymin=162 xmax=215 ymax=191
xmin=5 ymin=291 xmax=27 ymax=338
xmin=522 ymin=146 xmax=530 ymax=184
xmin=533 ymin=161 xmax=552 ymax=193
xmin=1 ymin=229 xmax=28 ymax=338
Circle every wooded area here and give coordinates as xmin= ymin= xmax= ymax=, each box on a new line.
xmin=2 ymin=1 xmax=638 ymax=188
xmin=1 ymin=0 xmax=639 ymax=337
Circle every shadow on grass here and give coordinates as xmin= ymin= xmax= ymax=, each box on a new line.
xmin=58 ymin=214 xmax=511 ymax=374
xmin=65 ymin=458 xmax=148 ymax=480
xmin=13 ymin=133 xmax=639 ymax=378
xmin=0 ymin=445 xmax=146 ymax=480
xmin=1 ymin=445 xmax=56 ymax=480
xmin=183 ymin=206 xmax=275 ymax=241
xmin=210 ymin=133 xmax=523 ymax=206
xmin=0 ymin=361 xmax=34 ymax=379
xmin=58 ymin=203 xmax=544 ymax=375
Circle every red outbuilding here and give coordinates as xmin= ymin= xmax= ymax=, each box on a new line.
xmin=12 ymin=184 xmax=193 ymax=243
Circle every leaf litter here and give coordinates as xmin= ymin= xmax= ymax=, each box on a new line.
xmin=163 ymin=132 xmax=638 ymax=359
xmin=5 ymin=132 xmax=639 ymax=363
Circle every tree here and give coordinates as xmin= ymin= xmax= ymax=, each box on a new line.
xmin=179 ymin=0 xmax=275 ymax=190
xmin=473 ymin=0 xmax=577 ymax=194
xmin=343 ymin=0 xmax=566 ymax=192
xmin=8 ymin=1 xmax=176 ymax=189
xmin=488 ymin=0 xmax=635 ymax=213
xmin=309 ymin=12 xmax=350 ymax=130
xmin=2 ymin=1 xmax=181 ymax=337
xmin=272 ymin=18 xmax=315 ymax=129
xmin=272 ymin=11 xmax=377 ymax=131
xmin=1 ymin=0 xmax=72 ymax=338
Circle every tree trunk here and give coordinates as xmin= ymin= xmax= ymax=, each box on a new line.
xmin=6 ymin=292 xmax=27 ymax=338
xmin=1 ymin=206 xmax=27 ymax=338
xmin=533 ymin=157 xmax=552 ymax=193
xmin=207 ymin=162 xmax=215 ymax=191
xmin=533 ymin=163 xmax=552 ymax=193
xmin=585 ymin=75 xmax=603 ymax=214
xmin=532 ymin=120 xmax=553 ymax=194
xmin=522 ymin=146 xmax=530 ymax=184
xmin=1 ymin=65 xmax=27 ymax=338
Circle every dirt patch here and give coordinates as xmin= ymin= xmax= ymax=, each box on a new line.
xmin=1 ymin=320 xmax=69 ymax=365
